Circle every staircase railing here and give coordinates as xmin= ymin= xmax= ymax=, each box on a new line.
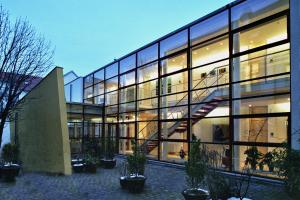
xmin=138 ymin=64 xmax=229 ymax=142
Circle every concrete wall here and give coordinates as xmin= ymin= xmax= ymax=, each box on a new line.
xmin=290 ymin=0 xmax=300 ymax=150
xmin=11 ymin=67 xmax=72 ymax=175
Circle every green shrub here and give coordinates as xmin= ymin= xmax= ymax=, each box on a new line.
xmin=185 ymin=139 xmax=208 ymax=189
xmin=84 ymin=153 xmax=98 ymax=165
xmin=127 ymin=140 xmax=146 ymax=176
xmin=1 ymin=143 xmax=19 ymax=163
xmin=274 ymin=143 xmax=300 ymax=197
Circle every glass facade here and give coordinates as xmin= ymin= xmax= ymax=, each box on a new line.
xmin=79 ymin=0 xmax=290 ymax=177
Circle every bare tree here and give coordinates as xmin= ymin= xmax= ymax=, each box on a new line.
xmin=0 ymin=6 xmax=53 ymax=147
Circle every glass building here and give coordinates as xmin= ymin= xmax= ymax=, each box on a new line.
xmin=65 ymin=0 xmax=300 ymax=177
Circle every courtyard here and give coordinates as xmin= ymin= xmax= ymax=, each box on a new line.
xmin=0 ymin=159 xmax=293 ymax=200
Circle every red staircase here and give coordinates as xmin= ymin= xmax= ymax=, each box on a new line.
xmin=144 ymin=97 xmax=223 ymax=154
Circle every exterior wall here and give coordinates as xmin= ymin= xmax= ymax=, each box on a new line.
xmin=11 ymin=67 xmax=71 ymax=175
xmin=290 ymin=0 xmax=300 ymax=150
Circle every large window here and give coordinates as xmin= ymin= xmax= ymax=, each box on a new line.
xmin=233 ymin=16 xmax=287 ymax=54
xmin=231 ymin=0 xmax=289 ymax=29
xmin=160 ymin=71 xmax=188 ymax=95
xmin=105 ymin=63 xmax=118 ymax=79
xmin=138 ymin=44 xmax=158 ymax=66
xmin=120 ymin=71 xmax=135 ymax=87
xmin=138 ymin=62 xmax=158 ymax=83
xmin=232 ymin=44 xmax=290 ymax=82
xmin=79 ymin=0 xmax=291 ymax=174
xmin=160 ymin=30 xmax=188 ymax=58
xmin=190 ymin=10 xmax=228 ymax=45
xmin=120 ymin=54 xmax=136 ymax=74
xmin=161 ymin=53 xmax=187 ymax=75
xmin=192 ymin=36 xmax=229 ymax=67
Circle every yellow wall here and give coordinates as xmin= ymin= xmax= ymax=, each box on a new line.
xmin=11 ymin=67 xmax=71 ymax=175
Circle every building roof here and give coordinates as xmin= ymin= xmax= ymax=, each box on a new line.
xmin=0 ymin=72 xmax=42 ymax=93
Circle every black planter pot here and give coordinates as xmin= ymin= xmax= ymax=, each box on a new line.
xmin=0 ymin=164 xmax=21 ymax=182
xmin=85 ymin=163 xmax=97 ymax=173
xmin=182 ymin=188 xmax=209 ymax=200
xmin=71 ymin=159 xmax=83 ymax=166
xmin=120 ymin=176 xmax=128 ymax=189
xmin=100 ymin=159 xmax=116 ymax=169
xmin=120 ymin=175 xmax=146 ymax=193
xmin=72 ymin=163 xmax=84 ymax=173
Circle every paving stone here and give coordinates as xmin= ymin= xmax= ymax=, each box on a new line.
xmin=0 ymin=160 xmax=293 ymax=200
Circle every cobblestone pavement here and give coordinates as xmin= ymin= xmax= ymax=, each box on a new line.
xmin=0 ymin=160 xmax=294 ymax=200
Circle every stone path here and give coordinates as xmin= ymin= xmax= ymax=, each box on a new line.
xmin=0 ymin=160 xmax=294 ymax=200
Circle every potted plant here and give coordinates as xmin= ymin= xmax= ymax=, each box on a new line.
xmin=0 ymin=143 xmax=21 ymax=182
xmin=244 ymin=146 xmax=262 ymax=170
xmin=84 ymin=153 xmax=97 ymax=173
xmin=261 ymin=152 xmax=275 ymax=172
xmin=182 ymin=139 xmax=209 ymax=200
xmin=100 ymin=136 xmax=116 ymax=169
xmin=119 ymin=140 xmax=147 ymax=193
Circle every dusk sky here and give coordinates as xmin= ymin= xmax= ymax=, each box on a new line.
xmin=2 ymin=0 xmax=234 ymax=76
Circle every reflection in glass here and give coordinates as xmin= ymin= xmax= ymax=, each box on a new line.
xmin=94 ymin=69 xmax=104 ymax=83
xmin=120 ymin=54 xmax=136 ymax=74
xmin=160 ymin=30 xmax=188 ymax=57
xmin=191 ymin=10 xmax=228 ymax=45
xmin=84 ymin=86 xmax=93 ymax=99
xmin=138 ymin=44 xmax=158 ymax=66
xmin=105 ymin=63 xmax=118 ymax=79
xmin=84 ymin=74 xmax=93 ymax=88
xmin=231 ymin=0 xmax=289 ymax=29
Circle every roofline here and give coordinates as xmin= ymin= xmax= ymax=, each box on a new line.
xmin=83 ymin=0 xmax=245 ymax=78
